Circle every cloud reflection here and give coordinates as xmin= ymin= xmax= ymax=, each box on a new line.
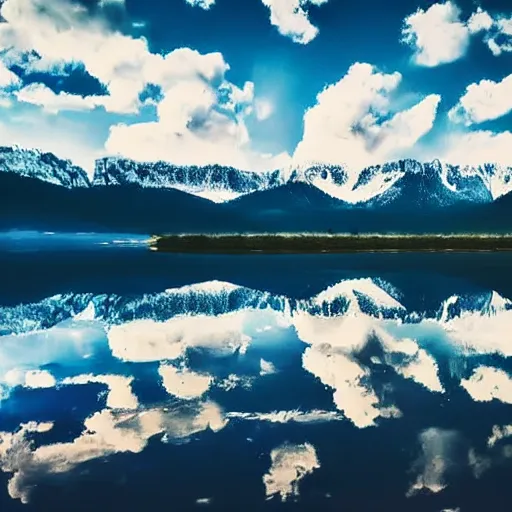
xmin=0 ymin=276 xmax=512 ymax=505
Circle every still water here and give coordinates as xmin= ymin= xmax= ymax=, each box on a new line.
xmin=1 ymin=238 xmax=512 ymax=511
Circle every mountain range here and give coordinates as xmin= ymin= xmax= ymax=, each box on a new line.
xmin=2 ymin=277 xmax=509 ymax=337
xmin=1 ymin=146 xmax=512 ymax=234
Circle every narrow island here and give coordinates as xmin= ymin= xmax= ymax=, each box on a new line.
xmin=149 ymin=234 xmax=512 ymax=254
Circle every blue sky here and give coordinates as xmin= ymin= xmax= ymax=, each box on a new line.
xmin=0 ymin=0 xmax=510 ymax=175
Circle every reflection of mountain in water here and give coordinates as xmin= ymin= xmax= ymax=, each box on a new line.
xmin=1 ymin=277 xmax=512 ymax=507
xmin=2 ymin=278 xmax=512 ymax=415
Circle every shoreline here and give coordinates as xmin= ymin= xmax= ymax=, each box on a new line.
xmin=150 ymin=234 xmax=512 ymax=254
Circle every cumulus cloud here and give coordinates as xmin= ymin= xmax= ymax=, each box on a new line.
xmin=293 ymin=62 xmax=440 ymax=175
xmin=448 ymin=74 xmax=512 ymax=125
xmin=299 ymin=322 xmax=407 ymax=428
xmin=437 ymin=130 xmax=512 ymax=169
xmin=377 ymin=330 xmax=444 ymax=393
xmin=158 ymin=364 xmax=212 ymax=400
xmin=260 ymin=358 xmax=277 ymax=376
xmin=263 ymin=443 xmax=320 ymax=501
xmin=0 ymin=60 xmax=20 ymax=88
xmin=0 ymin=0 xmax=288 ymax=170
xmin=460 ymin=366 xmax=512 ymax=404
xmin=485 ymin=15 xmax=512 ymax=56
xmin=107 ymin=312 xmax=252 ymax=363
xmin=3 ymin=369 xmax=56 ymax=389
xmin=302 ymin=345 xmax=384 ymax=428
xmin=0 ymin=401 xmax=227 ymax=504
xmin=402 ymin=3 xmax=512 ymax=65
xmin=488 ymin=424 xmax=512 ymax=448
xmin=0 ymin=0 xmax=147 ymax=114
xmin=261 ymin=0 xmax=329 ymax=44
xmin=105 ymin=76 xmax=290 ymax=171
xmin=15 ymin=83 xmax=100 ymax=114
xmin=0 ymin=60 xmax=21 ymax=106
xmin=297 ymin=315 xmax=444 ymax=427
xmin=63 ymin=374 xmax=139 ymax=409
xmin=24 ymin=370 xmax=56 ymax=389
xmin=292 ymin=282 xmax=445 ymax=426
xmin=467 ymin=8 xmax=494 ymax=34
xmin=188 ymin=0 xmax=330 ymax=44
xmin=401 ymin=2 xmax=471 ymax=66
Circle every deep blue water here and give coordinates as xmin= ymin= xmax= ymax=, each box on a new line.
xmin=1 ymin=232 xmax=512 ymax=511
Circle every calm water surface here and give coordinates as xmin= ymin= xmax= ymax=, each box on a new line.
xmin=0 ymin=235 xmax=512 ymax=511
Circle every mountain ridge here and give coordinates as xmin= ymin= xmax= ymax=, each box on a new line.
xmin=1 ymin=145 xmax=511 ymax=206
xmin=1 ymin=278 xmax=510 ymax=338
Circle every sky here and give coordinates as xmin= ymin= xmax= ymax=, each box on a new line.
xmin=0 ymin=0 xmax=510 ymax=176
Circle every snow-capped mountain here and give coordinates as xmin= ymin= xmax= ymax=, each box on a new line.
xmin=362 ymin=159 xmax=494 ymax=207
xmin=0 ymin=146 xmax=90 ymax=188
xmin=87 ymin=157 xmax=512 ymax=205
xmin=2 ymin=278 xmax=509 ymax=337
xmin=1 ymin=145 xmax=512 ymax=206
xmin=92 ymin=158 xmax=286 ymax=203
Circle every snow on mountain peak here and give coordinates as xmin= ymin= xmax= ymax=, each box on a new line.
xmin=0 ymin=146 xmax=90 ymax=188
xmin=2 ymin=144 xmax=512 ymax=205
xmin=92 ymin=157 xmax=286 ymax=203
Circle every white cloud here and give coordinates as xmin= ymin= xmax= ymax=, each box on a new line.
xmin=407 ymin=428 xmax=459 ymax=497
xmin=297 ymin=314 xmax=444 ymax=426
xmin=438 ymin=130 xmax=512 ymax=168
xmin=158 ymin=364 xmax=212 ymax=400
xmin=402 ymin=4 xmax=512 ymax=65
xmin=0 ymin=0 xmax=149 ymax=114
xmin=0 ymin=0 xmax=289 ymax=171
xmin=0 ymin=401 xmax=227 ymax=504
xmin=24 ymin=370 xmax=56 ymax=389
xmin=3 ymin=368 xmax=58 ymax=391
xmin=0 ymin=61 xmax=20 ymax=88
xmin=185 ymin=0 xmax=216 ymax=9
xmin=461 ymin=366 xmax=512 ymax=404
xmin=260 ymin=358 xmax=277 ymax=375
xmin=15 ymin=83 xmax=100 ymax=114
xmin=185 ymin=0 xmax=331 ymax=44
xmin=0 ymin=60 xmax=21 ymax=107
xmin=467 ymin=8 xmax=494 ymax=34
xmin=488 ymin=424 xmax=512 ymax=448
xmin=485 ymin=16 xmax=512 ymax=56
xmin=107 ymin=313 xmax=252 ymax=363
xmin=378 ymin=330 xmax=444 ymax=393
xmin=108 ymin=319 xmax=187 ymax=362
xmin=63 ymin=374 xmax=139 ymax=410
xmin=293 ymin=62 xmax=440 ymax=174
xmin=291 ymin=283 xmax=446 ymax=426
xmin=105 ymin=76 xmax=290 ymax=171
xmin=261 ymin=0 xmax=329 ymax=44
xmin=302 ymin=344 xmax=396 ymax=428
xmin=263 ymin=443 xmax=320 ymax=501
xmin=448 ymin=74 xmax=512 ymax=125
xmin=401 ymin=2 xmax=471 ymax=66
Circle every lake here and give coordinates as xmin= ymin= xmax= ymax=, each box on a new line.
xmin=1 ymin=233 xmax=512 ymax=511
